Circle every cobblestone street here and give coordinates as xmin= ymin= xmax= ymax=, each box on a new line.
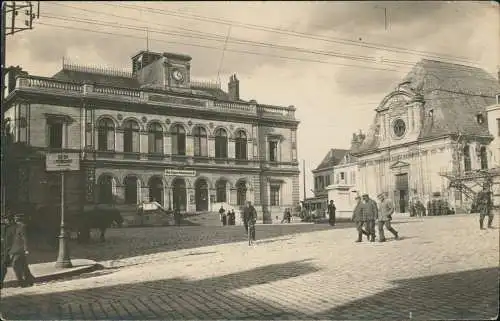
xmin=1 ymin=215 xmax=498 ymax=320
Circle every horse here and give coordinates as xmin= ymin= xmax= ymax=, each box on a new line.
xmin=76 ymin=207 xmax=124 ymax=243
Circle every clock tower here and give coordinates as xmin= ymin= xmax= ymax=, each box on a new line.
xmin=132 ymin=51 xmax=192 ymax=89
xmin=163 ymin=52 xmax=191 ymax=89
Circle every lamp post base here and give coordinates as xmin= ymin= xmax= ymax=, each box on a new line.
xmin=55 ymin=232 xmax=72 ymax=269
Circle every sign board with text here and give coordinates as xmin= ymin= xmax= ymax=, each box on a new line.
xmin=165 ymin=169 xmax=196 ymax=177
xmin=46 ymin=153 xmax=80 ymax=172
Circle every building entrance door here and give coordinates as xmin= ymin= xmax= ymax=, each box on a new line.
xmin=172 ymin=178 xmax=186 ymax=211
xmin=195 ymin=179 xmax=209 ymax=211
xmin=394 ymin=173 xmax=409 ymax=213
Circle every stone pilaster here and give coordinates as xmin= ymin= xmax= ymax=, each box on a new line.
xmin=116 ymin=128 xmax=124 ymax=152
xmin=228 ymin=138 xmax=236 ymax=159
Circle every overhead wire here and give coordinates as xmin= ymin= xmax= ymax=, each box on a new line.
xmin=105 ymin=1 xmax=479 ymax=65
xmin=34 ymin=15 xmax=498 ymax=81
xmin=38 ymin=3 xmax=496 ymax=78
xmin=44 ymin=2 xmax=483 ymax=67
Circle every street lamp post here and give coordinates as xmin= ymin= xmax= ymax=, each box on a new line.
xmin=55 ymin=170 xmax=72 ymax=268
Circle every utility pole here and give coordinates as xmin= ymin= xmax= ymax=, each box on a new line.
xmin=303 ymin=159 xmax=306 ymax=202
xmin=1 ymin=1 xmax=40 ymax=216
xmin=374 ymin=6 xmax=388 ymax=31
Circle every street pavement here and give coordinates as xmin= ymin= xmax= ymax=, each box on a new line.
xmin=1 ymin=215 xmax=498 ymax=320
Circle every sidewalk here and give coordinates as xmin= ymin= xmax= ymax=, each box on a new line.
xmin=2 ymin=259 xmax=100 ymax=289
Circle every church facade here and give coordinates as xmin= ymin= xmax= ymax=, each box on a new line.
xmin=3 ymin=50 xmax=300 ymax=223
xmin=352 ymin=60 xmax=500 ymax=213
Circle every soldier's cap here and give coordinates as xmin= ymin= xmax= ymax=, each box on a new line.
xmin=362 ymin=194 xmax=369 ymax=197
xmin=355 ymin=195 xmax=361 ymax=200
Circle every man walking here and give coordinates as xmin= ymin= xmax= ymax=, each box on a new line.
xmin=243 ymin=201 xmax=257 ymax=239
xmin=9 ymin=212 xmax=35 ymax=287
xmin=352 ymin=195 xmax=369 ymax=242
xmin=478 ymin=182 xmax=494 ymax=230
xmin=377 ymin=192 xmax=399 ymax=242
xmin=328 ymin=200 xmax=336 ymax=226
xmin=361 ymin=194 xmax=378 ymax=242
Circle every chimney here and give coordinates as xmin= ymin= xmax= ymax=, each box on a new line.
xmin=228 ymin=74 xmax=240 ymax=101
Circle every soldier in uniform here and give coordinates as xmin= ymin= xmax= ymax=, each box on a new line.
xmin=377 ymin=192 xmax=400 ymax=242
xmin=9 ymin=212 xmax=35 ymax=287
xmin=478 ymin=182 xmax=494 ymax=230
xmin=327 ymin=200 xmax=337 ymax=226
xmin=361 ymin=194 xmax=378 ymax=242
xmin=352 ymin=195 xmax=369 ymax=242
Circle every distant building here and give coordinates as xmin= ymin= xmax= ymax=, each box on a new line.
xmin=3 ymin=50 xmax=300 ymax=224
xmin=486 ymin=95 xmax=500 ymax=168
xmin=351 ymin=59 xmax=500 ymax=213
xmin=326 ymin=145 xmax=361 ymax=218
xmin=304 ymin=148 xmax=349 ymax=215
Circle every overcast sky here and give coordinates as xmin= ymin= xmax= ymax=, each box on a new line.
xmin=6 ymin=1 xmax=500 ymax=199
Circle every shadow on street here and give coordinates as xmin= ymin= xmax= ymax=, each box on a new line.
xmin=2 ymin=264 xmax=497 ymax=320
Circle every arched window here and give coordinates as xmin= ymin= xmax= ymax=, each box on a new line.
xmin=193 ymin=126 xmax=208 ymax=157
xmin=124 ymin=176 xmax=138 ymax=204
xmin=235 ymin=130 xmax=247 ymax=160
xmin=171 ymin=124 xmax=186 ymax=155
xmin=98 ymin=175 xmax=114 ymax=204
xmin=148 ymin=122 xmax=163 ymax=154
xmin=480 ymin=146 xmax=488 ymax=170
xmin=215 ymin=128 xmax=228 ymax=158
xmin=148 ymin=176 xmax=163 ymax=204
xmin=123 ymin=120 xmax=140 ymax=153
xmin=216 ymin=180 xmax=227 ymax=203
xmin=463 ymin=145 xmax=472 ymax=172
xmin=97 ymin=118 xmax=115 ymax=151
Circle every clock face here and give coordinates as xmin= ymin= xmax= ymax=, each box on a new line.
xmin=172 ymin=69 xmax=184 ymax=82
xmin=393 ymin=119 xmax=406 ymax=138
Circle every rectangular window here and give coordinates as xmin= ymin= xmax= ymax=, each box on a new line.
xmin=497 ymin=118 xmax=500 ymax=137
xmin=269 ymin=141 xmax=278 ymax=161
xmin=325 ymin=175 xmax=330 ymax=186
xmin=48 ymin=122 xmax=63 ymax=149
xmin=270 ymin=185 xmax=280 ymax=206
xmin=340 ymin=172 xmax=345 ymax=180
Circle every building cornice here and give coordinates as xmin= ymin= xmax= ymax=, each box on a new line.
xmin=351 ymin=134 xmax=494 ymax=158
xmin=6 ymin=90 xmax=300 ymax=129
xmin=5 ymin=76 xmax=300 ymax=127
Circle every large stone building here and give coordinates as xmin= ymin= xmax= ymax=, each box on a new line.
xmin=3 ymin=50 xmax=300 ymax=223
xmin=486 ymin=95 xmax=500 ymax=207
xmin=351 ymin=59 xmax=500 ymax=213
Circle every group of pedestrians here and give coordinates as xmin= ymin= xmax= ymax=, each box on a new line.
xmin=218 ymin=206 xmax=236 ymax=226
xmin=1 ymin=211 xmax=35 ymax=288
xmin=351 ymin=192 xmax=400 ymax=243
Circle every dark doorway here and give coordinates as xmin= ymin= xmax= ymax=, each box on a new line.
xmin=149 ymin=176 xmax=163 ymax=204
xmin=195 ymin=179 xmax=209 ymax=211
xmin=172 ymin=178 xmax=186 ymax=211
xmin=236 ymin=180 xmax=247 ymax=206
xmin=394 ymin=173 xmax=409 ymax=213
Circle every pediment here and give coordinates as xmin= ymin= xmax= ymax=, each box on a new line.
xmin=390 ymin=160 xmax=410 ymax=169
